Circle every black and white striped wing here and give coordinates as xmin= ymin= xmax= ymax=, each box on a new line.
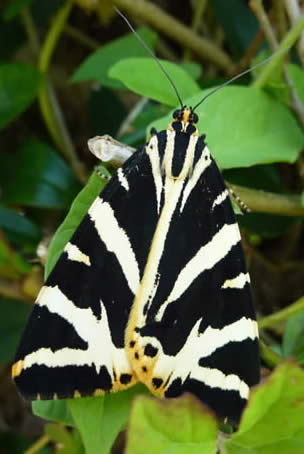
xmin=126 ymin=132 xmax=259 ymax=423
xmin=12 ymin=147 xmax=159 ymax=400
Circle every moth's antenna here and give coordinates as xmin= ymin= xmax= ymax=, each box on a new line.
xmin=114 ymin=7 xmax=184 ymax=109
xmin=192 ymin=47 xmax=290 ymax=111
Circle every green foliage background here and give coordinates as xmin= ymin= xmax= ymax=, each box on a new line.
xmin=1 ymin=0 xmax=304 ymax=453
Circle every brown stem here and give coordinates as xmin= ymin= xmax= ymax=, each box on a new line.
xmin=112 ymin=0 xmax=235 ymax=72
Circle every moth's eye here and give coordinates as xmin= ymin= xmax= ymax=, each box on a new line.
xmin=191 ymin=112 xmax=199 ymax=124
xmin=173 ymin=109 xmax=181 ymax=120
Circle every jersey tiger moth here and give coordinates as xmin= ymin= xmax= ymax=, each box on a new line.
xmin=12 ymin=13 xmax=260 ymax=425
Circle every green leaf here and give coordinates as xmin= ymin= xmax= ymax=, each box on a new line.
xmin=179 ymin=62 xmax=202 ymax=80
xmin=32 ymin=400 xmax=75 ymax=427
xmin=0 ymin=238 xmax=32 ymax=279
xmin=287 ymin=64 xmax=304 ymax=105
xmin=71 ymin=27 xmax=157 ymax=89
xmin=282 ymin=310 xmax=304 ymax=359
xmin=109 ymin=57 xmax=200 ymax=107
xmin=45 ymin=424 xmax=84 ymax=454
xmin=0 ymin=140 xmax=81 ymax=209
xmin=2 ymin=0 xmax=33 ymax=20
xmin=150 ymin=86 xmax=304 ymax=169
xmin=224 ymin=164 xmax=282 ymax=192
xmin=224 ymin=362 xmax=304 ymax=454
xmin=238 ymin=212 xmax=297 ymax=238
xmin=126 ymin=394 xmax=217 ymax=454
xmin=212 ymin=0 xmax=258 ymax=58
xmin=88 ymin=86 xmax=127 ymax=137
xmin=68 ymin=386 xmax=148 ymax=454
xmin=45 ymin=166 xmax=109 ymax=277
xmin=0 ymin=204 xmax=41 ymax=246
xmin=0 ymin=63 xmax=41 ymax=129
xmin=0 ymin=298 xmax=31 ymax=365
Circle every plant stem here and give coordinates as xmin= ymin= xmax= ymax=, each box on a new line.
xmin=38 ymin=1 xmax=87 ymax=183
xmin=250 ymin=0 xmax=278 ymax=50
xmin=64 ymin=23 xmax=100 ymax=50
xmin=284 ymin=0 xmax=304 ymax=67
xmin=259 ymin=340 xmax=283 ymax=368
xmin=259 ymin=295 xmax=304 ymax=329
xmin=228 ymin=184 xmax=304 ymax=216
xmin=20 ymin=8 xmax=40 ymax=57
xmin=252 ymin=13 xmax=304 ymax=88
xmin=24 ymin=435 xmax=50 ymax=454
xmin=113 ymin=0 xmax=234 ymax=72
xmin=183 ymin=0 xmax=208 ymax=60
xmin=250 ymin=0 xmax=304 ymax=127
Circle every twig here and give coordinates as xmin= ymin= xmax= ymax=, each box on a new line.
xmin=113 ymin=0 xmax=235 ymax=72
xmin=64 ymin=23 xmax=100 ymax=50
xmin=38 ymin=1 xmax=87 ymax=183
xmin=284 ymin=0 xmax=304 ymax=67
xmin=20 ymin=8 xmax=40 ymax=57
xmin=250 ymin=1 xmax=304 ymax=126
xmin=252 ymin=11 xmax=304 ymax=89
xmin=259 ymin=339 xmax=283 ymax=368
xmin=259 ymin=295 xmax=304 ymax=329
xmin=117 ymin=97 xmax=148 ymax=137
xmin=183 ymin=0 xmax=208 ymax=60
xmin=250 ymin=0 xmax=278 ymax=49
xmin=0 ymin=277 xmax=33 ymax=302
xmin=273 ymin=0 xmax=288 ymax=40
xmin=227 ymin=184 xmax=304 ymax=216
xmin=23 ymin=435 xmax=50 ymax=454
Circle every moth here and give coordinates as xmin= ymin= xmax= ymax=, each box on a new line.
xmin=12 ymin=13 xmax=260 ymax=425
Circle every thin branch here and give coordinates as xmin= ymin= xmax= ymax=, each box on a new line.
xmin=250 ymin=0 xmax=278 ymax=49
xmin=225 ymin=184 xmax=304 ymax=216
xmin=38 ymin=1 xmax=87 ymax=183
xmin=117 ymin=97 xmax=148 ymax=137
xmin=112 ymin=0 xmax=235 ymax=72
xmin=259 ymin=339 xmax=283 ymax=368
xmin=273 ymin=0 xmax=288 ymax=41
xmin=284 ymin=0 xmax=304 ymax=67
xmin=250 ymin=1 xmax=304 ymax=126
xmin=0 ymin=277 xmax=33 ymax=302
xmin=259 ymin=295 xmax=304 ymax=329
xmin=252 ymin=11 xmax=304 ymax=89
xmin=20 ymin=8 xmax=40 ymax=57
xmin=183 ymin=0 xmax=208 ymax=60
xmin=64 ymin=23 xmax=100 ymax=50
xmin=24 ymin=435 xmax=50 ymax=454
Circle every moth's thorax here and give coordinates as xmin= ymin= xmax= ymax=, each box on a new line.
xmin=163 ymin=130 xmax=199 ymax=180
xmin=169 ymin=107 xmax=198 ymax=135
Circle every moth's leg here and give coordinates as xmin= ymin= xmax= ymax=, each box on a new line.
xmin=94 ymin=166 xmax=112 ymax=181
xmin=227 ymin=185 xmax=251 ymax=214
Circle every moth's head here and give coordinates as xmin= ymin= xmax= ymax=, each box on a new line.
xmin=169 ymin=107 xmax=198 ymax=135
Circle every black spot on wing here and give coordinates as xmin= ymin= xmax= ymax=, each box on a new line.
xmin=144 ymin=344 xmax=158 ymax=357
xmin=15 ymin=364 xmax=112 ymax=400
xmin=152 ymin=377 xmax=163 ymax=389
xmin=15 ymin=305 xmax=88 ymax=362
xmin=120 ymin=373 xmax=132 ymax=385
